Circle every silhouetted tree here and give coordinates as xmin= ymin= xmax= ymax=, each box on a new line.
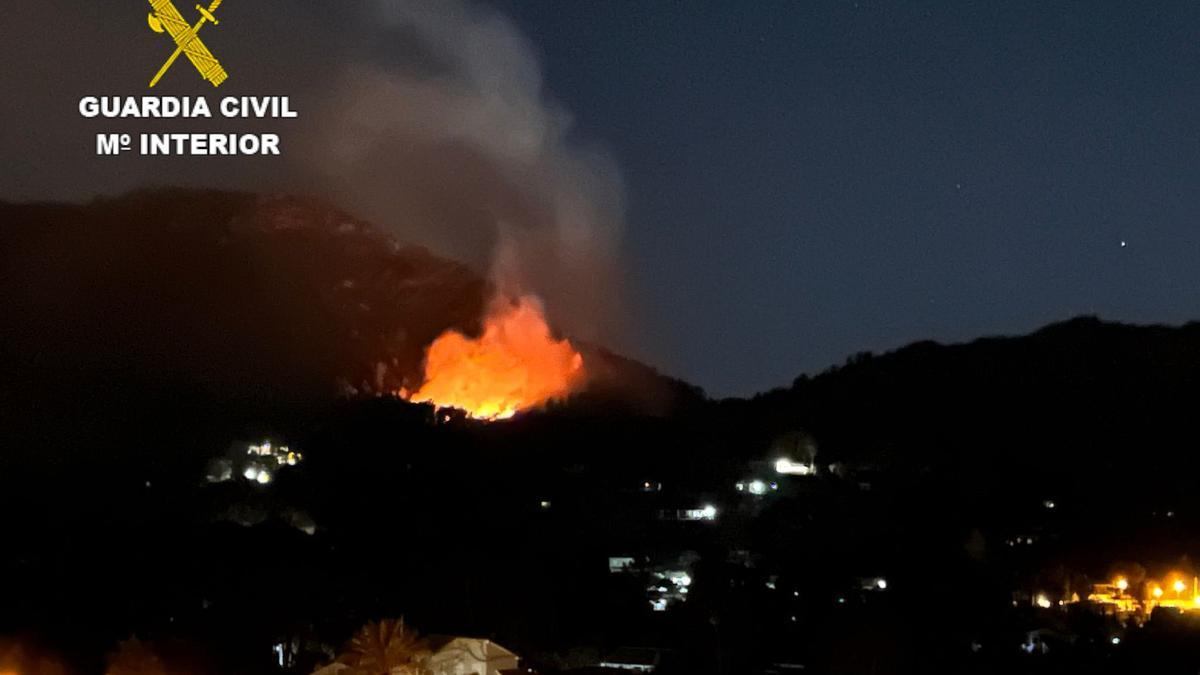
xmin=337 ymin=618 xmax=429 ymax=675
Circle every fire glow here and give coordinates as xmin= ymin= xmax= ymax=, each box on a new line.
xmin=407 ymin=295 xmax=585 ymax=420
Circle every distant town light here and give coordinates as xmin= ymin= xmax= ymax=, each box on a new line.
xmin=774 ymin=458 xmax=812 ymax=475
xmin=1174 ymin=579 xmax=1187 ymax=594
xmin=677 ymin=506 xmax=718 ymax=521
xmin=1153 ymin=586 xmax=1164 ymax=598
xmin=608 ymin=557 xmax=635 ymax=573
xmin=1116 ymin=578 xmax=1129 ymax=592
xmin=876 ymin=578 xmax=888 ymax=590
xmin=1111 ymin=637 xmax=1121 ymax=645
xmin=1035 ymin=594 xmax=1052 ymax=609
xmin=238 ymin=440 xmax=302 ymax=485
xmin=748 ymin=480 xmax=767 ymax=495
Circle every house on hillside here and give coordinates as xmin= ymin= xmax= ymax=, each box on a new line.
xmin=310 ymin=635 xmax=519 ymax=675
xmin=425 ymin=636 xmax=520 ymax=675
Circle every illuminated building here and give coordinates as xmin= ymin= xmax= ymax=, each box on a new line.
xmin=611 ymin=551 xmax=700 ymax=612
xmin=774 ymin=457 xmax=814 ymax=476
xmin=424 ymin=636 xmax=520 ymax=675
xmin=1083 ymin=579 xmax=1139 ymax=616
xmin=609 ymin=556 xmax=637 ymax=573
xmin=203 ymin=439 xmax=316 ymax=535
xmin=658 ymin=505 xmax=718 ymax=521
xmin=1072 ymin=572 xmax=1200 ymax=618
xmin=206 ymin=439 xmax=303 ymax=486
xmin=857 ymin=576 xmax=889 ymax=592
xmin=735 ymin=478 xmax=779 ymax=496
xmin=1147 ymin=574 xmax=1200 ymax=613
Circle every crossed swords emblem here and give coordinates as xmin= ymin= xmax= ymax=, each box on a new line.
xmin=146 ymin=0 xmax=228 ymax=87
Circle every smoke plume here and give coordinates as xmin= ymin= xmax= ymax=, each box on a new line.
xmin=298 ymin=0 xmax=627 ymax=343
xmin=0 ymin=0 xmax=627 ymax=346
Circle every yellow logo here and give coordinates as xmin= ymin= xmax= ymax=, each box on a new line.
xmin=147 ymin=0 xmax=228 ymax=88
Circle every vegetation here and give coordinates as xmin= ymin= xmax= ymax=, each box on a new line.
xmin=337 ymin=619 xmax=429 ymax=675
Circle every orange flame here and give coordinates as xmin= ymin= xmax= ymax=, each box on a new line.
xmin=408 ymin=295 xmax=585 ymax=420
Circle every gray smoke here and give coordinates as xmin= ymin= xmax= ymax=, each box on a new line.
xmin=300 ymin=0 xmax=627 ymax=342
xmin=0 ymin=0 xmax=627 ymax=346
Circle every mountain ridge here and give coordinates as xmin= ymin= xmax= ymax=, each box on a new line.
xmin=0 ymin=187 xmax=697 ymax=422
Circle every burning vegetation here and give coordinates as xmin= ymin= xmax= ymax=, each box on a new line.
xmin=405 ymin=295 xmax=586 ymax=420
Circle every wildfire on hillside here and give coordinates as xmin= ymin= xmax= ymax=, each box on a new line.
xmin=405 ymin=295 xmax=586 ymax=420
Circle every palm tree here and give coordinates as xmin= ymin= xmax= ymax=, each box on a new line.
xmin=338 ymin=618 xmax=430 ymax=675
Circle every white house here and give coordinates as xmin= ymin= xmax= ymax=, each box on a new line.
xmin=424 ymin=636 xmax=519 ymax=675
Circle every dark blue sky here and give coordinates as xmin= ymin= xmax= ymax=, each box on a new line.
xmin=6 ymin=1 xmax=1200 ymax=397
xmin=493 ymin=1 xmax=1200 ymax=395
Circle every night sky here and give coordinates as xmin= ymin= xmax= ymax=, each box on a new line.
xmin=496 ymin=1 xmax=1200 ymax=395
xmin=5 ymin=1 xmax=1200 ymax=396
